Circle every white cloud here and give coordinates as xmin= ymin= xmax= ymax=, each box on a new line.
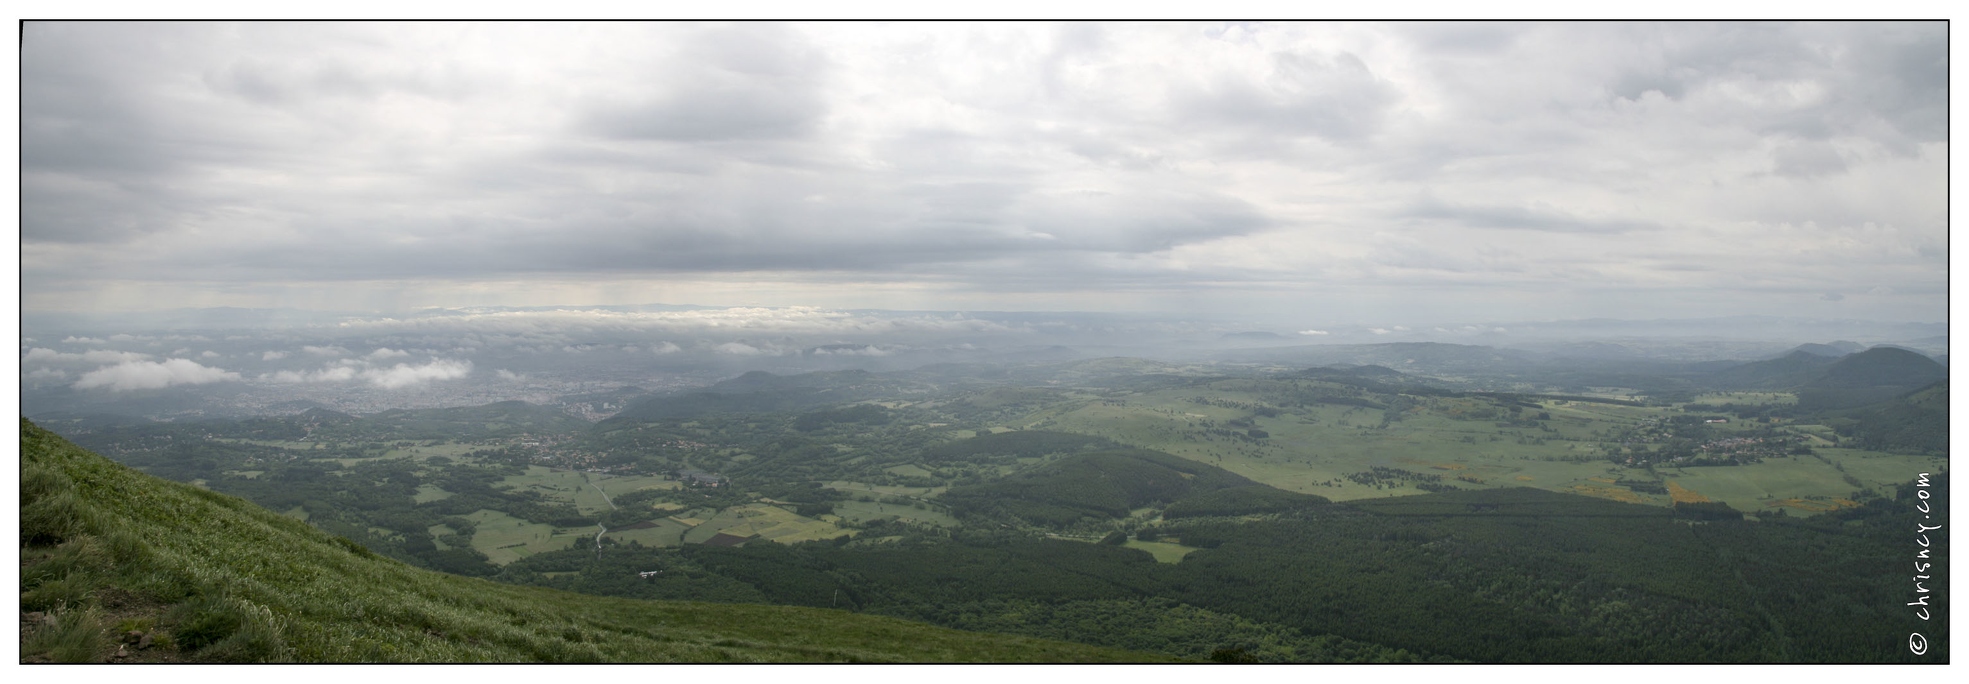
xmin=812 ymin=345 xmax=893 ymax=357
xmin=23 ymin=347 xmax=151 ymax=365
xmin=303 ymin=345 xmax=350 ymax=356
xmin=262 ymin=350 xmax=289 ymax=360
xmin=651 ymin=341 xmax=682 ymax=354
xmin=1297 ymin=329 xmax=1329 ymax=336
xmin=201 ymin=350 xmax=220 ymax=358
xmin=714 ymin=342 xmax=768 ymax=356
xmin=264 ymin=366 xmax=360 ymax=384
xmin=1368 ymin=328 xmax=1392 ymax=335
xmin=495 ymin=369 xmax=525 ymax=382
xmin=367 ymin=347 xmax=410 ymax=360
xmin=63 ymin=336 xmax=106 ymax=345
xmin=360 ymin=359 xmax=473 ymax=389
xmin=73 ymin=358 xmax=241 ymax=392
xmin=27 ymin=368 xmax=68 ymax=381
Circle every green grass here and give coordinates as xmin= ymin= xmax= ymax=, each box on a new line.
xmin=18 ymin=418 xmax=1168 ymax=663
xmin=464 ymin=510 xmax=586 ymax=565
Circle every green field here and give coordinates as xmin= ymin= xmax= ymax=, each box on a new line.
xmin=993 ymin=380 xmax=1923 ymax=514
xmin=829 ymin=499 xmax=960 ymax=528
xmin=412 ymin=484 xmax=454 ymax=503
xmin=601 ymin=518 xmax=692 ymax=547
xmin=465 ymin=509 xmax=588 ymax=565
xmin=1121 ymin=539 xmax=1199 ymax=564
xmin=496 ymin=467 xmax=618 ymax=515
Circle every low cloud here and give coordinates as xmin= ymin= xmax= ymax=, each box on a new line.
xmin=811 ymin=344 xmax=893 ymax=357
xmin=63 ymin=336 xmax=106 ymax=345
xmin=262 ymin=350 xmax=289 ymax=360
xmin=367 ymin=347 xmax=410 ymax=360
xmin=714 ymin=342 xmax=770 ymax=356
xmin=23 ymin=347 xmax=153 ymax=365
xmin=303 ymin=345 xmax=350 ymax=356
xmin=495 ymin=369 xmax=525 ymax=382
xmin=362 ymin=359 xmax=472 ymax=389
xmin=650 ymin=341 xmax=682 ymax=354
xmin=73 ymin=358 xmax=242 ymax=392
xmin=263 ymin=358 xmax=472 ymax=388
xmin=1297 ymin=329 xmax=1329 ymax=336
xmin=265 ymin=366 xmax=360 ymax=384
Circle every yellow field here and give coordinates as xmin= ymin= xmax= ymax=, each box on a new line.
xmin=1569 ymin=483 xmax=1646 ymax=504
xmin=1665 ymin=480 xmax=1711 ymax=504
xmin=1765 ymin=498 xmax=1863 ymax=513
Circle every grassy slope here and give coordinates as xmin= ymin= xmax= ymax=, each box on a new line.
xmin=18 ymin=419 xmax=1166 ymax=663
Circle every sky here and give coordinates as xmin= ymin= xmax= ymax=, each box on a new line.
xmin=18 ymin=21 xmax=1950 ymax=328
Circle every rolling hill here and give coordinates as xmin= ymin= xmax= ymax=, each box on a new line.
xmin=18 ymin=418 xmax=1164 ymax=663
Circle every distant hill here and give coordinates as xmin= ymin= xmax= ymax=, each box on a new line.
xmin=18 ymin=418 xmax=1161 ymax=663
xmin=1706 ymin=351 xmax=1841 ymax=390
xmin=1221 ymin=331 xmax=1287 ymax=341
xmin=1796 ymin=347 xmax=1948 ymax=411
xmin=1787 ymin=341 xmax=1863 ymax=357
xmin=1818 ymin=380 xmax=1948 ymax=454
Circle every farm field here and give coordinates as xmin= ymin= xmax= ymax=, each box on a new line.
xmin=829 ymin=498 xmax=960 ymax=528
xmin=602 ymin=518 xmax=693 ymax=547
xmin=465 ymin=508 xmax=588 ymax=565
xmin=591 ymin=473 xmax=678 ymax=498
xmin=1000 ymin=381 xmax=1924 ymax=514
xmin=1122 ymin=539 xmax=1199 ymax=564
xmin=497 ymin=466 xmax=618 ymax=514
xmin=413 ymin=484 xmax=453 ymax=503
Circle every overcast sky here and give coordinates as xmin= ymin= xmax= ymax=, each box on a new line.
xmin=19 ymin=21 xmax=1948 ymax=327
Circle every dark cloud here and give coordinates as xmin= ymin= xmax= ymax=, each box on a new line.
xmin=578 ymin=24 xmax=829 ymax=142
xmin=1401 ymin=197 xmax=1661 ymax=235
xmin=17 ymin=22 xmax=1946 ymax=325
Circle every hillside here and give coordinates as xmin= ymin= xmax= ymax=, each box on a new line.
xmin=18 ymin=419 xmax=1163 ymax=663
xmin=1796 ymin=347 xmax=1948 ymax=411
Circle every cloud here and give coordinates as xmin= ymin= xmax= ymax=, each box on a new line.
xmin=16 ymin=22 xmax=1946 ymax=325
xmin=1297 ymin=329 xmax=1329 ymax=336
xmin=495 ymin=369 xmax=525 ymax=382
xmin=1402 ymin=197 xmax=1661 ymax=235
xmin=367 ymin=347 xmax=410 ymax=360
xmin=1820 ymin=292 xmax=1845 ymax=301
xmin=63 ymin=336 xmax=106 ymax=345
xmin=23 ymin=347 xmax=152 ymax=365
xmin=264 ymin=366 xmax=360 ymax=384
xmin=303 ymin=345 xmax=349 ymax=356
xmin=360 ymin=359 xmax=472 ymax=389
xmin=651 ymin=341 xmax=681 ymax=354
xmin=262 ymin=350 xmax=288 ymax=360
xmin=201 ymin=350 xmax=220 ymax=358
xmin=714 ymin=342 xmax=769 ymax=356
xmin=811 ymin=344 xmax=893 ymax=357
xmin=72 ymin=358 xmax=242 ymax=392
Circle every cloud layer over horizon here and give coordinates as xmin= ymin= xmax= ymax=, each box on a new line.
xmin=21 ymin=21 xmax=1946 ymax=325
